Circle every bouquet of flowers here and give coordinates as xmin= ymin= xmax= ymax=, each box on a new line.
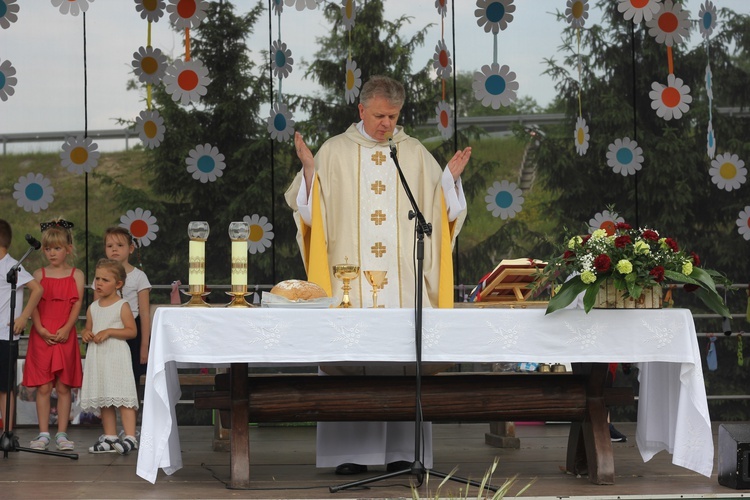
xmin=537 ymin=222 xmax=731 ymax=318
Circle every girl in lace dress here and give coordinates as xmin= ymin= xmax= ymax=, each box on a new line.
xmin=80 ymin=259 xmax=138 ymax=454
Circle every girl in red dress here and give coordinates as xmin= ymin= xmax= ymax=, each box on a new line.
xmin=23 ymin=219 xmax=84 ymax=451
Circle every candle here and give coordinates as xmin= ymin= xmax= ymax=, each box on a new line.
xmin=189 ymin=240 xmax=205 ymax=286
xmin=231 ymin=241 xmax=247 ymax=286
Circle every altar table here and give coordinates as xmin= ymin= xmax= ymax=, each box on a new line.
xmin=136 ymin=307 xmax=713 ymax=484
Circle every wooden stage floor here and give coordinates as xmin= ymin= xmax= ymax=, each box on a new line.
xmin=1 ymin=422 xmax=748 ymax=499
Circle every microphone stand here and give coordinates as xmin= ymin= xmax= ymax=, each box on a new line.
xmin=330 ymin=143 xmax=495 ymax=494
xmin=1 ymin=240 xmax=78 ymax=460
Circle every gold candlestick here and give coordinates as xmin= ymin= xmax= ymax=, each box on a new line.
xmin=184 ymin=221 xmax=210 ymax=307
xmin=333 ymin=258 xmax=360 ymax=308
xmin=226 ymin=221 xmax=252 ymax=307
xmin=363 ymin=270 xmax=387 ymax=308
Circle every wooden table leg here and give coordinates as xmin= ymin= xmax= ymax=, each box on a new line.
xmin=229 ymin=363 xmax=250 ymax=489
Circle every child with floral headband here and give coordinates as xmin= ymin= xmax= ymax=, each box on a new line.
xmin=22 ymin=218 xmax=84 ymax=452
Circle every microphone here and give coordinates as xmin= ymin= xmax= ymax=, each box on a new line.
xmin=25 ymin=234 xmax=42 ymax=250
xmin=384 ymin=132 xmax=396 ymax=157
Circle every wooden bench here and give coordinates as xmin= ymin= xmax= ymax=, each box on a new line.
xmin=194 ymin=362 xmax=633 ymax=488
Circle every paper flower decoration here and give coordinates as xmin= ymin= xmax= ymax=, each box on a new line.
xmin=705 ymin=64 xmax=713 ymax=101
xmin=0 ymin=59 xmax=17 ymax=101
xmin=135 ymin=0 xmax=166 ymax=23
xmin=435 ymin=101 xmax=453 ymax=140
xmin=267 ymin=101 xmax=295 ymax=142
xmin=271 ymin=40 xmax=294 ymax=79
xmin=588 ymin=210 xmax=624 ymax=235
xmin=51 ymin=0 xmax=92 ymax=16
xmin=485 ymin=180 xmax=524 ymax=219
xmin=132 ymin=45 xmax=168 ymax=85
xmin=472 ymin=63 xmax=518 ymax=109
xmin=271 ymin=0 xmax=283 ymax=15
xmin=60 ymin=136 xmax=100 ymax=175
xmin=433 ymin=40 xmax=452 ymax=80
xmin=606 ymin=137 xmax=643 ymax=176
xmin=166 ymin=0 xmax=208 ymax=29
xmin=737 ymin=207 xmax=750 ymax=241
xmin=706 ymin=121 xmax=716 ymax=159
xmin=574 ymin=117 xmax=590 ymax=156
xmin=710 ymin=153 xmax=746 ymax=192
xmin=135 ymin=109 xmax=166 ymax=149
xmin=435 ymin=0 xmax=447 ymax=17
xmin=341 ymin=0 xmax=356 ymax=30
xmin=13 ymin=173 xmax=55 ymax=213
xmin=163 ymin=58 xmax=210 ymax=105
xmin=475 ymin=0 xmax=515 ymax=34
xmin=344 ymin=57 xmax=362 ymax=104
xmin=0 ymin=0 xmax=20 ymax=29
xmin=186 ymin=143 xmax=226 ymax=183
xmin=565 ymin=0 xmax=589 ymax=29
xmin=284 ymin=0 xmax=318 ymax=11
xmin=698 ymin=1 xmax=717 ymax=39
xmin=646 ymin=0 xmax=690 ymax=47
xmin=649 ymin=74 xmax=692 ymax=121
xmin=243 ymin=214 xmax=275 ymax=254
xmin=120 ymin=208 xmax=159 ymax=247
xmin=617 ymin=0 xmax=660 ymax=24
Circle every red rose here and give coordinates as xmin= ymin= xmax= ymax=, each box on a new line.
xmin=649 ymin=266 xmax=665 ymax=283
xmin=563 ymin=250 xmax=576 ymax=261
xmin=664 ymin=238 xmax=679 ymax=252
xmin=582 ymin=234 xmax=592 ymax=244
xmin=691 ymin=251 xmax=700 ymax=266
xmin=593 ymin=254 xmax=611 ymax=272
xmin=641 ymin=229 xmax=659 ymax=241
xmin=615 ymin=222 xmax=632 ymax=230
xmin=615 ymin=235 xmax=631 ymax=248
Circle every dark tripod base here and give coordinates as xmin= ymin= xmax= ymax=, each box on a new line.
xmin=1 ymin=430 xmax=79 ymax=460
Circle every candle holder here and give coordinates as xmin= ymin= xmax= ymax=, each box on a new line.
xmin=226 ymin=221 xmax=252 ymax=308
xmin=184 ymin=221 xmax=210 ymax=307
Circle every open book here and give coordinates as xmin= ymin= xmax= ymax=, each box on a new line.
xmin=470 ymin=258 xmax=547 ymax=302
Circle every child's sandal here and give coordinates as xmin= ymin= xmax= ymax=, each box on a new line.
xmin=29 ymin=433 xmax=50 ymax=450
xmin=88 ymin=435 xmax=119 ymax=454
xmin=55 ymin=432 xmax=75 ymax=451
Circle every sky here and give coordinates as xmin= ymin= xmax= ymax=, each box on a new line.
xmin=1 ymin=0 xmax=747 ymax=153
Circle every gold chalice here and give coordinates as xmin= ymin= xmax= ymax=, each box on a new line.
xmin=363 ymin=270 xmax=387 ymax=308
xmin=333 ymin=259 xmax=360 ymax=308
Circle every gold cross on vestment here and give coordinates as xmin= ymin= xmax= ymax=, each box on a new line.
xmin=371 ymin=180 xmax=386 ymax=194
xmin=371 ymin=242 xmax=387 ymax=258
xmin=371 ymin=151 xmax=387 ymax=166
xmin=370 ymin=210 xmax=386 ymax=226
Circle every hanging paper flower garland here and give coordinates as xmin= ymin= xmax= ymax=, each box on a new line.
xmin=186 ymin=143 xmax=226 ymax=183
xmin=135 ymin=109 xmax=166 ymax=149
xmin=565 ymin=0 xmax=589 ymax=29
xmin=13 ymin=173 xmax=55 ymax=213
xmin=699 ymin=1 xmax=717 ymax=159
xmin=617 ymin=0 xmax=660 ymax=24
xmin=243 ymin=214 xmax=275 ymax=254
xmin=475 ymin=0 xmax=514 ymax=34
xmin=736 ymin=207 xmax=750 ymax=241
xmin=648 ymin=73 xmax=692 ymax=121
xmin=698 ymin=1 xmax=717 ymax=39
xmin=433 ymin=40 xmax=452 ymax=81
xmin=435 ymin=0 xmax=447 ymax=18
xmin=166 ymin=0 xmax=208 ymax=29
xmin=473 ymin=1 xmax=518 ymax=110
xmin=432 ymin=2 xmax=453 ymax=139
xmin=706 ymin=121 xmax=716 ymax=159
xmin=568 ymin=0 xmax=589 ymax=156
xmin=0 ymin=0 xmax=19 ymax=29
xmin=435 ymin=101 xmax=453 ymax=141
xmin=285 ymin=0 xmax=319 ymax=11
xmin=269 ymin=3 xmax=295 ymax=142
xmin=0 ymin=58 xmax=17 ymax=101
xmin=135 ymin=0 xmax=166 ymax=22
xmin=344 ymin=58 xmax=362 ymax=104
xmin=271 ymin=0 xmax=284 ymax=15
xmin=60 ymin=136 xmax=100 ymax=175
xmin=646 ymin=0 xmax=690 ymax=46
xmin=163 ymin=58 xmax=211 ymax=105
xmin=120 ymin=208 xmax=160 ymax=247
xmin=51 ymin=0 xmax=93 ymax=16
xmin=342 ymin=0 xmax=356 ymax=30
xmin=574 ymin=117 xmax=590 ymax=156
xmin=606 ymin=137 xmax=643 ymax=176
xmin=267 ymin=101 xmax=295 ymax=142
xmin=132 ymin=46 xmax=168 ymax=85
xmin=271 ymin=40 xmax=294 ymax=79
xmin=588 ymin=210 xmax=624 ymax=235
xmin=709 ymin=153 xmax=747 ymax=192
xmin=133 ymin=1 xmax=167 ymax=150
xmin=485 ymin=180 xmax=524 ymax=220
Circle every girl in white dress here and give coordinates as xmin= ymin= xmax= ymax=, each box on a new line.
xmin=80 ymin=259 xmax=138 ymax=454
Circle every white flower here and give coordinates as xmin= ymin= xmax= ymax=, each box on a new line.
xmin=134 ymin=0 xmax=165 ymax=23
xmin=574 ymin=117 xmax=590 ymax=156
xmin=588 ymin=210 xmax=623 ymax=236
xmin=565 ymin=0 xmax=589 ymax=29
xmin=606 ymin=137 xmax=643 ymax=177
xmin=705 ymin=64 xmax=713 ymax=101
xmin=60 ymin=136 xmax=100 ymax=175
xmin=271 ymin=0 xmax=283 ymax=15
xmin=472 ymin=63 xmax=518 ymax=109
xmin=706 ymin=121 xmax=716 ymax=159
xmin=166 ymin=0 xmax=207 ymax=29
xmin=435 ymin=0 xmax=447 ymax=17
xmin=13 ymin=173 xmax=55 ymax=213
xmin=710 ymin=152 xmax=746 ymax=192
xmin=243 ymin=214 xmax=274 ymax=254
xmin=736 ymin=206 xmax=750 ymax=241
xmin=435 ymin=101 xmax=453 ymax=141
xmin=0 ymin=0 xmax=20 ymax=29
xmin=341 ymin=0 xmax=356 ymax=31
xmin=485 ymin=180 xmax=524 ymax=219
xmin=163 ymin=58 xmax=211 ymax=105
xmin=474 ymin=0 xmax=515 ymax=35
xmin=135 ymin=109 xmax=166 ymax=149
xmin=617 ymin=0 xmax=660 ymax=24
xmin=51 ymin=0 xmax=92 ymax=16
xmin=433 ymin=39 xmax=452 ymax=80
xmin=186 ymin=143 xmax=226 ymax=183
xmin=344 ymin=58 xmax=362 ymax=104
xmin=120 ymin=208 xmax=159 ymax=247
xmin=271 ymin=40 xmax=294 ymax=79
xmin=267 ymin=101 xmax=295 ymax=142
xmin=646 ymin=0 xmax=690 ymax=47
xmin=132 ymin=45 xmax=168 ymax=85
xmin=284 ymin=0 xmax=318 ymax=11
xmin=698 ymin=1 xmax=717 ymax=39
xmin=0 ymin=59 xmax=17 ymax=101
xmin=649 ymin=73 xmax=692 ymax=121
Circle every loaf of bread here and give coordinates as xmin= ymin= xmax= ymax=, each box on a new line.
xmin=270 ymin=279 xmax=328 ymax=301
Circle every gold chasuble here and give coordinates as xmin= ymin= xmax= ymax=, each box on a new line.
xmin=285 ymin=124 xmax=464 ymax=308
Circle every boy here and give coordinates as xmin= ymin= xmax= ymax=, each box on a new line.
xmin=0 ymin=219 xmax=43 ymax=432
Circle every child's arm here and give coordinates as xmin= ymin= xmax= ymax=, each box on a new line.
xmin=80 ymin=307 xmax=95 ymax=344
xmin=30 ymin=269 xmax=55 ymax=344
xmin=137 ymin=288 xmax=151 ymax=363
xmin=92 ymin=302 xmax=137 ymax=343
xmin=53 ymin=268 xmax=85 ymax=343
xmin=13 ymin=278 xmax=43 ymax=335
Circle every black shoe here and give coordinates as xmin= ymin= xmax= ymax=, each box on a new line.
xmin=386 ymin=460 xmax=412 ymax=473
xmin=335 ymin=463 xmax=368 ymax=475
xmin=609 ymin=424 xmax=627 ymax=443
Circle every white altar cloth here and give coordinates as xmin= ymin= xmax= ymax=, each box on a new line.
xmin=136 ymin=307 xmax=713 ymax=483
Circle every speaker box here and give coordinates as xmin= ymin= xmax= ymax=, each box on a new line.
xmin=718 ymin=423 xmax=750 ymax=489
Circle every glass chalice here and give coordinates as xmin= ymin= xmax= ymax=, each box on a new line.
xmin=363 ymin=270 xmax=387 ymax=308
